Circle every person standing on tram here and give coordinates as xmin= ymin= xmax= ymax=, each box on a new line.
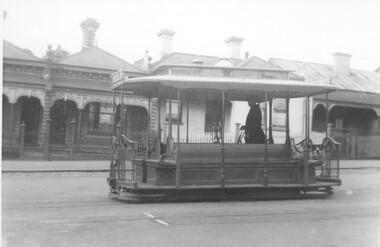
xmin=245 ymin=98 xmax=266 ymax=144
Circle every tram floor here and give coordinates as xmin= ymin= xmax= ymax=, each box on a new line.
xmin=2 ymin=169 xmax=380 ymax=247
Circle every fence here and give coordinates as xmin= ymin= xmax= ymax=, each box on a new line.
xmin=330 ymin=128 xmax=380 ymax=159
xmin=78 ymin=129 xmax=149 ymax=155
xmin=4 ymin=121 xmax=380 ymax=160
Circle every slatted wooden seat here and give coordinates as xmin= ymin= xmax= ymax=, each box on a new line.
xmin=135 ymin=143 xmax=319 ymax=186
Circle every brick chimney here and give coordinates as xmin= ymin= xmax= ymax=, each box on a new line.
xmin=333 ymin=52 xmax=351 ymax=76
xmin=80 ymin=18 xmax=100 ymax=48
xmin=157 ymin=29 xmax=175 ymax=58
xmin=224 ymin=36 xmax=244 ymax=59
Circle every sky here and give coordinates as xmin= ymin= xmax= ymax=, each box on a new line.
xmin=2 ymin=0 xmax=380 ymax=71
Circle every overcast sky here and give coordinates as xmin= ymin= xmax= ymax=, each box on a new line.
xmin=3 ymin=0 xmax=380 ymax=71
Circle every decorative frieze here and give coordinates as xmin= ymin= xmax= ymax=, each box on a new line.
xmin=3 ymin=64 xmax=44 ymax=74
xmin=3 ymin=87 xmax=45 ymax=104
xmin=50 ymin=91 xmax=150 ymax=110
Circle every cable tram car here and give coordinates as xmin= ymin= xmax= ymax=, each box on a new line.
xmin=107 ymin=64 xmax=342 ymax=202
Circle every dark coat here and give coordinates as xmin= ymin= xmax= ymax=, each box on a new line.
xmin=245 ymin=105 xmax=265 ymax=144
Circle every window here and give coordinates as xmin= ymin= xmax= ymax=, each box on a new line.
xmin=272 ymin=99 xmax=286 ymax=128
xmin=87 ymin=103 xmax=114 ymax=134
xmin=204 ymin=100 xmax=231 ymax=132
xmin=312 ymin=104 xmax=326 ymax=132
xmin=165 ymin=100 xmax=182 ymax=124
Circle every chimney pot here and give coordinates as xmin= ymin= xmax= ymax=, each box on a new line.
xmin=80 ymin=18 xmax=100 ymax=49
xmin=332 ymin=52 xmax=351 ymax=76
xmin=224 ymin=36 xmax=244 ymax=59
xmin=157 ymin=29 xmax=175 ymax=58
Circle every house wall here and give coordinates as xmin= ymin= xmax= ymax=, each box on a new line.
xmin=289 ymin=98 xmax=305 ymax=140
xmin=230 ymin=101 xmax=250 ymax=133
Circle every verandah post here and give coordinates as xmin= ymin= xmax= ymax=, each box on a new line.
xmin=19 ymin=121 xmax=26 ymax=160
xmin=44 ymin=119 xmax=51 ymax=160
xmin=70 ymin=118 xmax=77 ymax=160
xmin=234 ymin=123 xmax=241 ymax=143
xmin=176 ymin=89 xmax=181 ymax=188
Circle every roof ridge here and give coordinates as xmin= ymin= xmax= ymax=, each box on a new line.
xmin=269 ymin=57 xmax=333 ymax=67
xmin=170 ymin=52 xmax=220 ymax=59
xmin=59 ymin=46 xmax=144 ymax=73
xmin=270 ymin=57 xmax=380 ymax=74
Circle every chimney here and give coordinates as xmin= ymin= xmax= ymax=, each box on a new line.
xmin=157 ymin=29 xmax=175 ymax=58
xmin=332 ymin=52 xmax=351 ymax=76
xmin=224 ymin=36 xmax=244 ymax=59
xmin=80 ymin=18 xmax=100 ymax=48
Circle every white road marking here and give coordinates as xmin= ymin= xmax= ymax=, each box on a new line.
xmin=155 ymin=219 xmax=169 ymax=226
xmin=143 ymin=212 xmax=169 ymax=226
xmin=143 ymin=212 xmax=155 ymax=218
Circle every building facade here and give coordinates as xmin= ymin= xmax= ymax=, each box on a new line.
xmin=3 ymin=19 xmax=380 ymax=160
xmin=3 ymin=18 xmax=152 ymax=159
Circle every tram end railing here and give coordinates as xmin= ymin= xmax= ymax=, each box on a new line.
xmin=317 ymin=137 xmax=341 ymax=179
xmin=109 ymin=134 xmax=140 ymax=183
xmin=290 ymin=138 xmax=322 ymax=160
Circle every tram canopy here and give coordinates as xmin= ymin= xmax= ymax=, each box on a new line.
xmin=111 ymin=75 xmax=340 ymax=101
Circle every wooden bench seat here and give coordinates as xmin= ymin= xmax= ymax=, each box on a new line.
xmin=135 ymin=143 xmax=318 ymax=186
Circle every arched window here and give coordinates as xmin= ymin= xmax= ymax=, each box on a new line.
xmin=312 ymin=104 xmax=326 ymax=132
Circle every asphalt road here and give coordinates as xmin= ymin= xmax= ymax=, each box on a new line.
xmin=2 ymin=169 xmax=380 ymax=247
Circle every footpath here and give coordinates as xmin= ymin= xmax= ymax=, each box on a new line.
xmin=2 ymin=159 xmax=380 ymax=173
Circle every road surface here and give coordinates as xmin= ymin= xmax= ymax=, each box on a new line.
xmin=2 ymin=169 xmax=380 ymax=247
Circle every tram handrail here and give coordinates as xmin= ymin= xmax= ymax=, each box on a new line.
xmin=120 ymin=134 xmax=138 ymax=150
xmin=290 ymin=138 xmax=322 ymax=160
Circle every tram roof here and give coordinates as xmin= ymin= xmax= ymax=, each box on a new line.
xmin=112 ymin=75 xmax=340 ymax=100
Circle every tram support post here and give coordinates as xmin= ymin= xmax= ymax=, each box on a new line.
xmin=325 ymin=91 xmax=329 ymax=138
xmin=285 ymin=97 xmax=290 ymax=145
xmin=264 ymin=92 xmax=268 ymax=186
xmin=303 ymin=96 xmax=310 ymax=186
xmin=221 ymin=91 xmax=226 ymax=187
xmin=268 ymin=99 xmax=274 ymax=144
xmin=116 ymin=122 xmax=122 ymax=179
xmin=147 ymin=97 xmax=151 ymax=158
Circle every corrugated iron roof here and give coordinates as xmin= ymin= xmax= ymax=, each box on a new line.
xmin=3 ymin=40 xmax=40 ymax=61
xmin=269 ymin=58 xmax=380 ymax=95
xmin=57 ymin=46 xmax=145 ymax=73
xmin=152 ymin=52 xmax=279 ymax=70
